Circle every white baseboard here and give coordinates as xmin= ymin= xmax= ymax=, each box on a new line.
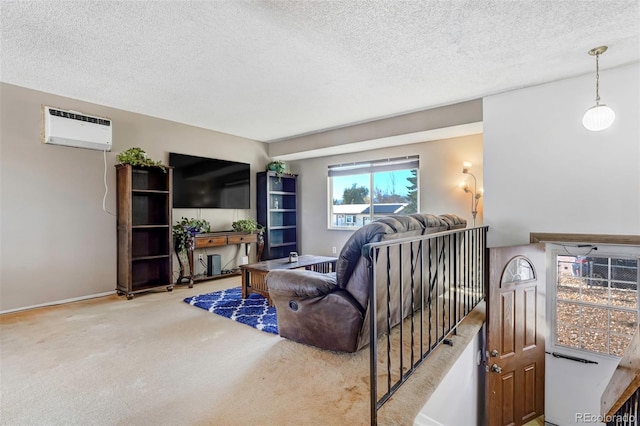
xmin=414 ymin=412 xmax=446 ymax=426
xmin=0 ymin=291 xmax=116 ymax=314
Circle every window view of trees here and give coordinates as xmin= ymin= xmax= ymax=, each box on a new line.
xmin=330 ymin=167 xmax=418 ymax=228
xmin=405 ymin=169 xmax=418 ymax=214
xmin=342 ymin=183 xmax=369 ymax=204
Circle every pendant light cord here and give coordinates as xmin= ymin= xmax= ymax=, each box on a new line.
xmin=595 ymin=52 xmax=601 ymax=104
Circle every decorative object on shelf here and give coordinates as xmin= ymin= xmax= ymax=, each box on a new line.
xmin=231 ymin=218 xmax=264 ymax=234
xmin=582 ymin=45 xmax=615 ymax=132
xmin=460 ymin=161 xmax=482 ymax=227
xmin=266 ymin=160 xmax=286 ymax=181
xmin=173 ymin=217 xmax=211 ymax=254
xmin=288 ymin=251 xmax=298 ymax=263
xmin=231 ymin=219 xmax=265 ymax=263
xmin=116 ymin=147 xmax=166 ymax=172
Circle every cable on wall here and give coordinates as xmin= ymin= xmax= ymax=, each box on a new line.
xmin=560 ymin=244 xmax=597 ymax=257
xmin=222 ymin=245 xmax=240 ymax=271
xmin=103 ymin=149 xmax=116 ymax=216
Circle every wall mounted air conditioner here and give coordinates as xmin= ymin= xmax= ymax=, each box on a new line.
xmin=42 ymin=105 xmax=112 ymax=151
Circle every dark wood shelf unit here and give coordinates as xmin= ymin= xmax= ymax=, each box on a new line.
xmin=257 ymin=171 xmax=298 ymax=260
xmin=116 ymin=164 xmax=173 ymax=299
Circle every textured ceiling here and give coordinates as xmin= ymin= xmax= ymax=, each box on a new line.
xmin=1 ymin=1 xmax=638 ymax=142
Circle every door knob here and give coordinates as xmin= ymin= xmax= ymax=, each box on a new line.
xmin=491 ymin=364 xmax=502 ymax=373
xmin=491 ymin=349 xmax=499 ymax=357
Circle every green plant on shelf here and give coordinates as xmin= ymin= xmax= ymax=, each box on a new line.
xmin=117 ymin=147 xmax=166 ymax=172
xmin=266 ymin=160 xmax=286 ymax=181
xmin=173 ymin=217 xmax=211 ymax=254
xmin=231 ymin=219 xmax=264 ymax=234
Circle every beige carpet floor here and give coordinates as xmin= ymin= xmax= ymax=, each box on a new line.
xmin=0 ymin=276 xmax=484 ymax=425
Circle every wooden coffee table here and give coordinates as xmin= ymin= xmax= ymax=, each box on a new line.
xmin=240 ymin=255 xmax=337 ymax=304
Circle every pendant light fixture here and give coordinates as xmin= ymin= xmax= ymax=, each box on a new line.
xmin=582 ymin=45 xmax=615 ymax=131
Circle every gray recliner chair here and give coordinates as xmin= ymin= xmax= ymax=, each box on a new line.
xmin=265 ymin=213 xmax=466 ymax=352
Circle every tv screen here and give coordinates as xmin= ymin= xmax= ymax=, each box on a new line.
xmin=169 ymin=153 xmax=250 ymax=209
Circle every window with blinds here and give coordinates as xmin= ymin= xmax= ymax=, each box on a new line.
xmin=327 ymin=156 xmax=419 ymax=229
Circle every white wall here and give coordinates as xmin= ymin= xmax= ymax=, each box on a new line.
xmin=484 ymin=62 xmax=640 ymax=425
xmin=414 ymin=327 xmax=485 ymax=426
xmin=289 ymin=134 xmax=483 ymax=256
xmin=0 ymin=83 xmax=268 ymax=312
xmin=545 ymin=355 xmax=618 ymax=426
xmin=483 ymin=62 xmax=640 ymax=248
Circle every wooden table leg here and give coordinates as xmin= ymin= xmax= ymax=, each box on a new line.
xmin=175 ymin=242 xmax=187 ymax=284
xmin=256 ymin=233 xmax=264 ymax=261
xmin=186 ymin=235 xmax=195 ymax=288
xmin=242 ymin=268 xmax=249 ymax=299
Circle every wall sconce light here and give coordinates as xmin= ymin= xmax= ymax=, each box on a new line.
xmin=582 ymin=45 xmax=615 ymax=131
xmin=461 ymin=162 xmax=482 ymax=226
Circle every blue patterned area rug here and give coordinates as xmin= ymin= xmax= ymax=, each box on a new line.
xmin=184 ymin=286 xmax=278 ymax=334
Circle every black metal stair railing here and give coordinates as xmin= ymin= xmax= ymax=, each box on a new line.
xmin=606 ymin=388 xmax=639 ymax=426
xmin=364 ymin=225 xmax=488 ymax=425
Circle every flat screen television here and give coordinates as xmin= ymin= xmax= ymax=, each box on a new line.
xmin=169 ymin=153 xmax=250 ymax=209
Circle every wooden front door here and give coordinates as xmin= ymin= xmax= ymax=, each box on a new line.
xmin=487 ymin=244 xmax=546 ymax=425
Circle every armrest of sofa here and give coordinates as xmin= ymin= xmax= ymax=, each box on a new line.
xmin=266 ymin=269 xmax=365 ymax=352
xmin=266 ymin=270 xmax=337 ymax=298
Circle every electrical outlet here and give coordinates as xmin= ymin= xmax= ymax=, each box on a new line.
xmin=331 ymin=246 xmax=337 ymax=254
xmin=198 ymin=254 xmax=204 ymax=261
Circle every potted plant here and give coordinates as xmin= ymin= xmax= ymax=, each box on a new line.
xmin=173 ymin=217 xmax=211 ymax=254
xmin=266 ymin=160 xmax=286 ymax=181
xmin=117 ymin=147 xmax=166 ymax=172
xmin=231 ymin=219 xmax=264 ymax=235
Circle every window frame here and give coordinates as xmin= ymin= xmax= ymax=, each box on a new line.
xmin=547 ymin=243 xmax=640 ymax=359
xmin=327 ymin=156 xmax=420 ymax=230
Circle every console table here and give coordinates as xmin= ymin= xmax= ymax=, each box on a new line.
xmin=175 ymin=232 xmax=264 ymax=287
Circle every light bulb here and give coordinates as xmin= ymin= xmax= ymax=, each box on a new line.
xmin=583 ymin=104 xmax=616 ymax=131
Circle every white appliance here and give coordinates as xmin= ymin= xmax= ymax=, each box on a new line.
xmin=42 ymin=105 xmax=112 ymax=151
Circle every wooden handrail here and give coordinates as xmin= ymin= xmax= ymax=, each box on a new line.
xmin=601 ymin=324 xmax=640 ymax=417
xmin=530 ymin=232 xmax=640 ymax=246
